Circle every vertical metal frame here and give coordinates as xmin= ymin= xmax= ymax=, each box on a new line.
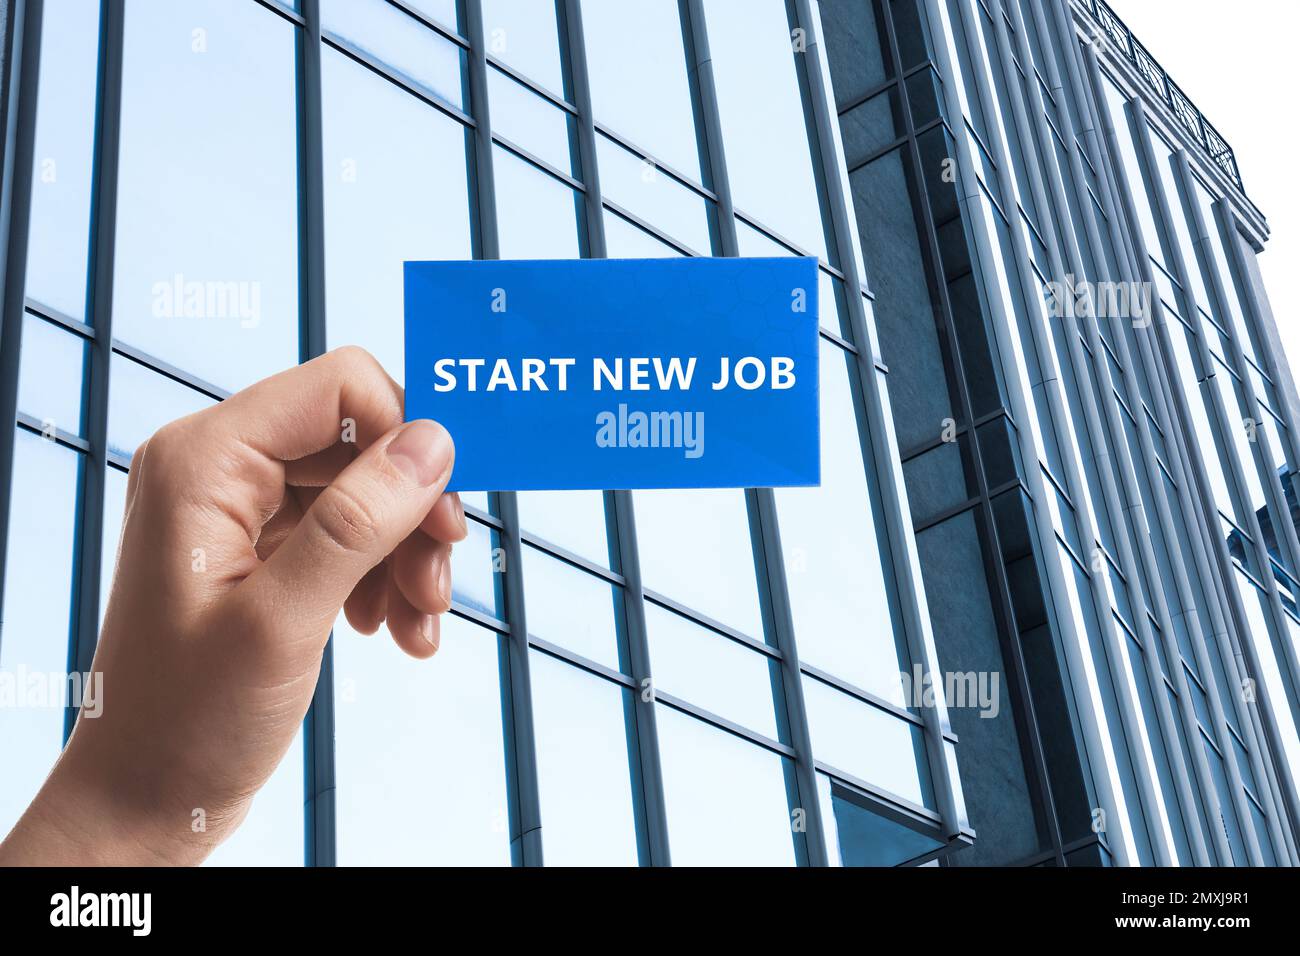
xmin=560 ymin=0 xmax=671 ymax=867
xmin=296 ymin=0 xmax=336 ymax=868
xmin=1029 ymin=0 xmax=1274 ymax=866
xmin=462 ymin=0 xmax=545 ymax=868
xmin=0 ymin=0 xmax=43 ymax=662
xmin=924 ymin=0 xmax=1143 ymax=865
xmin=990 ymin=0 xmax=1226 ymax=866
xmin=1064 ymin=18 xmax=1295 ymax=865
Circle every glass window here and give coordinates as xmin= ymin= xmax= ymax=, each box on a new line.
xmin=113 ymin=0 xmax=299 ymax=391
xmin=602 ymin=210 xmax=681 ymax=257
xmin=321 ymin=0 xmax=465 ymax=109
xmin=17 ymin=315 xmax=87 ymax=436
xmin=582 ymin=0 xmax=701 ymax=180
xmin=529 ymin=651 xmax=640 ymax=865
xmin=775 ymin=341 xmax=909 ymax=703
xmin=452 ymin=516 xmax=503 ymax=620
xmin=516 ymin=489 xmax=610 ymax=566
xmin=322 ymin=46 xmax=472 ymax=379
xmin=521 ymin=544 xmax=621 ymax=670
xmin=655 ymin=705 xmax=797 ymax=865
xmin=334 ymin=614 xmax=511 ymax=864
xmin=204 ymin=728 xmax=304 ymax=866
xmin=482 ymin=0 xmax=564 ymax=93
xmin=494 ymin=147 xmax=582 ymax=259
xmin=25 ymin=0 xmax=100 ymax=321
xmin=818 ymin=773 xmax=943 ymax=866
xmin=596 ymin=134 xmax=712 ymax=253
xmin=645 ymin=602 xmax=779 ymax=738
xmin=703 ymin=0 xmax=828 ymax=259
xmin=633 ymin=488 xmax=763 ymax=638
xmin=107 ymin=356 xmax=218 ymax=461
xmin=488 ymin=66 xmax=576 ymax=175
xmin=0 ymin=432 xmax=81 ymax=838
xmin=803 ymin=676 xmax=933 ymax=808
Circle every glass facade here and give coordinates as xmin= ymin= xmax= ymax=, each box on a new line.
xmin=0 ymin=0 xmax=1295 ymax=868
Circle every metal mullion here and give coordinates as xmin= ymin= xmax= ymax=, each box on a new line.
xmin=958 ymin=0 xmax=1170 ymax=864
xmin=0 ymin=0 xmax=43 ymax=664
xmin=994 ymin=0 xmax=1205 ymax=867
xmin=899 ymin=0 xmax=1067 ymax=860
xmin=600 ymin=199 xmax=704 ymax=258
xmin=484 ymin=54 xmax=574 ymax=115
xmin=62 ymin=0 xmax=124 ymax=746
xmin=654 ymin=691 xmax=797 ymax=760
xmin=528 ymin=635 xmax=636 ymax=691
xmin=386 ymin=0 xmax=467 ymax=48
xmin=560 ymin=0 xmax=670 ymax=868
xmin=295 ymin=0 xmax=335 ymax=869
xmin=110 ymin=341 xmax=229 ymax=401
xmin=1126 ymin=90 xmax=1300 ymax=848
xmin=464 ymin=0 xmax=543 ymax=868
xmin=517 ymin=530 xmax=625 ymax=586
xmin=1087 ymin=57 xmax=1299 ymax=858
xmin=682 ymin=0 xmax=826 ymax=867
xmin=642 ymin=588 xmax=780 ymax=658
xmin=15 ymin=412 xmax=90 ymax=454
xmin=1038 ymin=0 xmax=1251 ymax=867
xmin=25 ymin=298 xmax=96 ymax=339
xmin=488 ymin=131 xmax=583 ymax=192
xmin=592 ymin=120 xmax=717 ymax=202
xmin=801 ymin=663 xmax=929 ymax=731
xmin=925 ymin=0 xmax=1131 ymax=863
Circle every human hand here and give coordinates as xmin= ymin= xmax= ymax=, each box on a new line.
xmin=0 ymin=346 xmax=466 ymax=865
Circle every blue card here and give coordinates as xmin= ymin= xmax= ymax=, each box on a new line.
xmin=404 ymin=257 xmax=820 ymax=492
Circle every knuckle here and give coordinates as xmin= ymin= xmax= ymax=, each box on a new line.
xmin=312 ymin=481 xmax=384 ymax=556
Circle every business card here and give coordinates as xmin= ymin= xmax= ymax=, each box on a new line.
xmin=404 ymin=257 xmax=820 ymax=492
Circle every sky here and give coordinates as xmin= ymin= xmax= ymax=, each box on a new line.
xmin=1111 ymin=0 xmax=1299 ymax=371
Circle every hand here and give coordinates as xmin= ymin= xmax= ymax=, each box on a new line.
xmin=0 ymin=346 xmax=466 ymax=865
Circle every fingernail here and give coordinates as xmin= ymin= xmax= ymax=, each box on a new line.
xmin=438 ymin=554 xmax=452 ymax=607
xmin=451 ymin=491 xmax=468 ymax=536
xmin=420 ymin=614 xmax=437 ymax=647
xmin=387 ymin=420 xmax=453 ymax=486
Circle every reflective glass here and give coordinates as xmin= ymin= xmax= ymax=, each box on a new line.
xmin=803 ymin=676 xmax=933 ymax=808
xmin=114 ymin=0 xmax=298 ymax=391
xmin=488 ymin=66 xmax=576 ymax=175
xmin=25 ymin=0 xmax=100 ymax=321
xmin=633 ymin=488 xmax=763 ymax=638
xmin=0 ymin=432 xmax=81 ymax=838
xmin=17 ymin=315 xmax=86 ymax=436
xmin=494 ymin=147 xmax=582 ymax=259
xmin=582 ymin=0 xmax=701 ymax=180
xmin=323 ymin=46 xmax=472 ymax=380
xmin=482 ymin=0 xmax=564 ymax=93
xmin=107 ymin=357 xmax=218 ymax=461
xmin=703 ymin=0 xmax=828 ymax=259
xmin=775 ymin=341 xmax=908 ymax=703
xmin=603 ymin=211 xmax=682 ymax=258
xmin=322 ymin=0 xmax=465 ymax=108
xmin=645 ymin=602 xmax=779 ymax=739
xmin=521 ymin=544 xmax=621 ymax=670
xmin=334 ymin=614 xmax=511 ymax=864
xmin=596 ymin=134 xmax=712 ymax=253
xmin=516 ymin=489 xmax=610 ymax=566
xmin=656 ymin=705 xmax=797 ymax=865
xmin=530 ymin=652 xmax=640 ymax=865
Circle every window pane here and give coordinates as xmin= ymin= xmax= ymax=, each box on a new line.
xmin=488 ymin=66 xmax=576 ymax=175
xmin=634 ymin=488 xmax=763 ymax=638
xmin=107 ymin=357 xmax=218 ymax=461
xmin=645 ymin=602 xmax=779 ymax=738
xmin=582 ymin=0 xmax=701 ymax=180
xmin=0 ymin=432 xmax=81 ymax=837
xmin=113 ymin=0 xmax=298 ymax=392
xmin=334 ymin=614 xmax=511 ymax=864
xmin=204 ymin=729 xmax=304 ymax=866
xmin=803 ymin=676 xmax=933 ymax=809
xmin=522 ymin=544 xmax=621 ymax=670
xmin=452 ymin=517 xmax=503 ymax=620
xmin=17 ymin=315 xmax=86 ymax=436
xmin=323 ymin=46 xmax=472 ymax=379
xmin=817 ymin=773 xmax=942 ymax=866
xmin=322 ymin=0 xmax=465 ymax=108
xmin=596 ymin=133 xmax=711 ymax=253
xmin=656 ymin=705 xmax=797 ymax=865
xmin=703 ymin=0 xmax=828 ymax=259
xmin=517 ymin=489 xmax=610 ymax=566
xmin=603 ymin=211 xmax=681 ymax=258
xmin=494 ymin=147 xmax=581 ymax=259
xmin=482 ymin=0 xmax=564 ymax=92
xmin=530 ymin=652 xmax=640 ymax=865
xmin=775 ymin=342 xmax=910 ymax=703
xmin=25 ymin=0 xmax=100 ymax=320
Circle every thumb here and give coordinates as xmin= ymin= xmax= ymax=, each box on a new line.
xmin=237 ymin=419 xmax=455 ymax=642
